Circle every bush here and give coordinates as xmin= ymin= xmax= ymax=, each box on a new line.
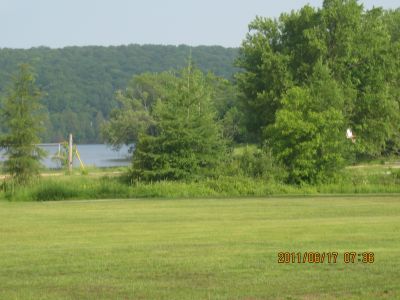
xmin=225 ymin=146 xmax=287 ymax=182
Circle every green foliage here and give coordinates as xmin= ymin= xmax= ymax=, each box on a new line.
xmin=2 ymin=159 xmax=400 ymax=202
xmin=131 ymin=65 xmax=227 ymax=181
xmin=0 ymin=45 xmax=238 ymax=143
xmin=0 ymin=64 xmax=46 ymax=184
xmin=32 ymin=181 xmax=80 ymax=201
xmin=237 ymin=1 xmax=400 ymax=181
xmin=235 ymin=16 xmax=292 ymax=141
xmin=101 ymin=73 xmax=163 ymax=149
xmin=224 ymin=145 xmax=287 ymax=182
xmin=266 ymin=63 xmax=349 ymax=183
xmin=208 ymin=75 xmax=246 ymax=142
xmin=103 ymin=71 xmax=245 ymax=151
xmin=384 ymin=8 xmax=400 ymax=43
xmin=1 ymin=176 xmax=129 ymax=202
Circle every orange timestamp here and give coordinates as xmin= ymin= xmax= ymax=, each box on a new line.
xmin=277 ymin=251 xmax=375 ymax=264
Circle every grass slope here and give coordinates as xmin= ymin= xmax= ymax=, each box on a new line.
xmin=0 ymin=196 xmax=399 ymax=299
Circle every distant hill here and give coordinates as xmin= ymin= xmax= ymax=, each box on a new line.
xmin=0 ymin=44 xmax=238 ymax=143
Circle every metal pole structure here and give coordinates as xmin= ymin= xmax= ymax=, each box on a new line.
xmin=68 ymin=133 xmax=73 ymax=174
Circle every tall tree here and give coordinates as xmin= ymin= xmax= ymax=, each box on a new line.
xmin=235 ymin=16 xmax=292 ymax=141
xmin=0 ymin=64 xmax=46 ymax=184
xmin=131 ymin=65 xmax=226 ymax=181
xmin=266 ymin=63 xmax=349 ymax=183
xmin=100 ymin=72 xmax=170 ymax=150
xmin=237 ymin=0 xmax=400 ymax=159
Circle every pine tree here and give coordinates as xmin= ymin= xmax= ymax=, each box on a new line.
xmin=0 ymin=64 xmax=46 ymax=184
xmin=131 ymin=64 xmax=226 ymax=181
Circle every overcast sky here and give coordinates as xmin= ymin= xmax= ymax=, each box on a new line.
xmin=0 ymin=0 xmax=398 ymax=49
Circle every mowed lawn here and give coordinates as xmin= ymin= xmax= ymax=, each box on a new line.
xmin=0 ymin=196 xmax=399 ymax=300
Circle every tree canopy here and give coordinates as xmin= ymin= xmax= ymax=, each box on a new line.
xmin=237 ymin=0 xmax=400 ymax=182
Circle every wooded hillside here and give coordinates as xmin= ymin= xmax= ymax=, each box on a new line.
xmin=0 ymin=44 xmax=238 ymax=143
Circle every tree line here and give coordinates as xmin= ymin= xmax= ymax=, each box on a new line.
xmin=1 ymin=0 xmax=399 ymax=185
xmin=104 ymin=0 xmax=400 ymax=184
xmin=0 ymin=44 xmax=238 ymax=143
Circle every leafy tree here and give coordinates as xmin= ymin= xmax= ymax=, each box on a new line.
xmin=131 ymin=65 xmax=226 ymax=181
xmin=237 ymin=0 xmax=400 ymax=163
xmin=0 ymin=64 xmax=46 ymax=184
xmin=266 ymin=63 xmax=349 ymax=183
xmin=384 ymin=8 xmax=400 ymax=43
xmin=101 ymin=71 xmax=181 ymax=150
xmin=322 ymin=2 xmax=400 ymax=156
xmin=235 ymin=16 xmax=292 ymax=141
xmin=207 ymin=74 xmax=245 ymax=142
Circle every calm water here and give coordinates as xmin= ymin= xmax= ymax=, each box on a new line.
xmin=0 ymin=144 xmax=132 ymax=169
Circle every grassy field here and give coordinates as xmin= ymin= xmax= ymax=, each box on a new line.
xmin=0 ymin=196 xmax=399 ymax=299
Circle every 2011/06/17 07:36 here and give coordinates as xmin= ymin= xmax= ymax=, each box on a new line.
xmin=277 ymin=252 xmax=375 ymax=264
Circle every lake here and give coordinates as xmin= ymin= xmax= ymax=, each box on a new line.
xmin=0 ymin=144 xmax=132 ymax=169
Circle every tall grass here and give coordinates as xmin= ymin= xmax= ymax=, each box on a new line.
xmin=1 ymin=165 xmax=400 ymax=202
xmin=0 ymin=176 xmax=265 ymax=201
xmin=0 ymin=176 xmax=130 ymax=202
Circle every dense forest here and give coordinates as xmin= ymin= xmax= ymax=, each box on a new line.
xmin=0 ymin=44 xmax=238 ymax=143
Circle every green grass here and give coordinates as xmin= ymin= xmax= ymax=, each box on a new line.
xmin=0 ymin=196 xmax=399 ymax=299
xmin=2 ymin=168 xmax=400 ymax=202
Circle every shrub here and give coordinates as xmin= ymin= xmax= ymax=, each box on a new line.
xmin=224 ymin=146 xmax=287 ymax=182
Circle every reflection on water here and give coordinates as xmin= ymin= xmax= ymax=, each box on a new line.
xmin=0 ymin=144 xmax=132 ymax=169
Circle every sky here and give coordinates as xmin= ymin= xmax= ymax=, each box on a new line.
xmin=0 ymin=0 xmax=398 ymax=49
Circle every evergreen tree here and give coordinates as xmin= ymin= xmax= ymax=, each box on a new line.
xmin=0 ymin=64 xmax=46 ymax=184
xmin=131 ymin=65 xmax=226 ymax=181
